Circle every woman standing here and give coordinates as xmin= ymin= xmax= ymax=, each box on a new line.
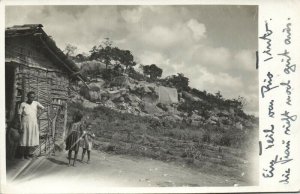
xmin=18 ymin=91 xmax=44 ymax=159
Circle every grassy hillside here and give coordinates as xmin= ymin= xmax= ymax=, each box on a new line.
xmin=68 ymin=101 xmax=258 ymax=184
xmin=65 ymin=38 xmax=259 ymax=185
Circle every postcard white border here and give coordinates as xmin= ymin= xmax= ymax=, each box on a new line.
xmin=1 ymin=0 xmax=299 ymax=193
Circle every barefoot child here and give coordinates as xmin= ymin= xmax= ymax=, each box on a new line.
xmin=81 ymin=124 xmax=95 ymax=164
xmin=65 ymin=112 xmax=83 ymax=167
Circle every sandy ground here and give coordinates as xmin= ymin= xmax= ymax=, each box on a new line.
xmin=4 ymin=150 xmax=246 ymax=193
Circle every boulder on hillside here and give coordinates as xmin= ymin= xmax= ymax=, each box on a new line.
xmin=129 ymin=82 xmax=158 ymax=101
xmin=89 ymin=91 xmax=100 ymax=101
xmin=205 ymin=115 xmax=219 ymax=125
xmin=102 ymin=88 xmax=128 ymax=101
xmin=209 ymin=115 xmax=219 ymax=122
xmin=142 ymin=95 xmax=158 ymax=104
xmin=141 ymin=102 xmax=163 ymax=114
xmin=144 ymin=85 xmax=152 ymax=93
xmin=165 ymin=104 xmax=180 ymax=115
xmin=111 ymin=75 xmax=135 ymax=87
xmin=217 ymin=110 xmax=230 ymax=117
xmin=102 ymin=100 xmax=116 ymax=109
xmin=182 ymin=91 xmax=202 ymax=102
xmin=82 ymin=99 xmax=98 ymax=108
xmin=88 ymin=79 xmax=106 ymax=91
xmin=156 ymin=86 xmax=178 ymax=104
xmin=164 ymin=114 xmax=182 ymax=122
xmin=127 ymin=93 xmax=142 ymax=103
xmin=190 ymin=113 xmax=204 ymax=121
xmin=163 ymin=115 xmax=178 ymax=123
xmin=156 ymin=103 xmax=168 ymax=112
xmin=219 ymin=116 xmax=232 ymax=125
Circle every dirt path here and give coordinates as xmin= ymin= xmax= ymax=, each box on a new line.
xmin=4 ymin=150 xmax=245 ymax=193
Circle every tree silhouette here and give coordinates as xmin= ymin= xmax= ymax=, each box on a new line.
xmin=165 ymin=73 xmax=189 ymax=91
xmin=215 ymin=91 xmax=223 ymax=99
xmin=89 ymin=38 xmax=136 ymax=71
xmin=118 ymin=50 xmax=136 ymax=71
xmin=90 ymin=38 xmax=115 ymax=70
xmin=64 ymin=43 xmax=77 ymax=57
xmin=142 ymin=64 xmax=163 ymax=80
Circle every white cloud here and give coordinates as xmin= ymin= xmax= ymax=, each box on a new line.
xmin=138 ymin=51 xmax=166 ymax=65
xmin=199 ymin=46 xmax=232 ymax=69
xmin=142 ymin=26 xmax=177 ymax=48
xmin=137 ymin=22 xmax=198 ymax=51
xmin=217 ymin=73 xmax=243 ymax=89
xmin=186 ymin=19 xmax=206 ymax=41
xmin=188 ymin=68 xmax=243 ymax=96
xmin=189 ymin=68 xmax=215 ymax=89
xmin=121 ymin=7 xmax=143 ymax=23
xmin=234 ymin=49 xmax=256 ymax=71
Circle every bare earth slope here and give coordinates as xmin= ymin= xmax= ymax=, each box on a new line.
xmin=5 ymin=150 xmax=247 ymax=193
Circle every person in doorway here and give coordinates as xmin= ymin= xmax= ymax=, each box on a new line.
xmin=81 ymin=124 xmax=95 ymax=164
xmin=6 ymin=118 xmax=21 ymax=160
xmin=65 ymin=111 xmax=84 ymax=167
xmin=18 ymin=91 xmax=45 ymax=159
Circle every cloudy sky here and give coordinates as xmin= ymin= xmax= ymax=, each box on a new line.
xmin=5 ymin=5 xmax=258 ymax=115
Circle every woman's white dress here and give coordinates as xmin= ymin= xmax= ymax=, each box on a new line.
xmin=18 ymin=101 xmax=44 ymax=146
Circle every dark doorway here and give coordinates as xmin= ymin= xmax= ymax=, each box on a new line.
xmin=5 ymin=63 xmax=16 ymax=122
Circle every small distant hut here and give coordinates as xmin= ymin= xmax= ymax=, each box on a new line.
xmin=5 ymin=24 xmax=85 ymax=156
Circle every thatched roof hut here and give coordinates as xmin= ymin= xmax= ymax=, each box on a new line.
xmin=5 ymin=24 xmax=84 ymax=156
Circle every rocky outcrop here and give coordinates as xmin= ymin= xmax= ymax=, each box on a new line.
xmin=73 ymin=72 xmax=257 ymax=134
xmin=181 ymin=91 xmax=202 ymax=102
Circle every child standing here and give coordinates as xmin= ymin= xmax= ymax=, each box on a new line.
xmin=65 ymin=112 xmax=83 ymax=167
xmin=81 ymin=124 xmax=95 ymax=164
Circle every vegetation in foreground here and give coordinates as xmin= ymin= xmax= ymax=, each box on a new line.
xmin=68 ymin=102 xmax=258 ymax=184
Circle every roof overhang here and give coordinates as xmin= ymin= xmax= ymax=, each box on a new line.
xmin=5 ymin=24 xmax=88 ymax=87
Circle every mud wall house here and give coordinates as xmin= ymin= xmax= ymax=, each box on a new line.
xmin=5 ymin=24 xmax=85 ymax=156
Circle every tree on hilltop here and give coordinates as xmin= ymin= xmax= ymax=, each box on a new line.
xmin=89 ymin=38 xmax=136 ymax=71
xmin=142 ymin=64 xmax=163 ymax=81
xmin=116 ymin=50 xmax=136 ymax=71
xmin=63 ymin=43 xmax=77 ymax=57
xmin=89 ymin=38 xmax=114 ymax=70
xmin=165 ymin=73 xmax=189 ymax=91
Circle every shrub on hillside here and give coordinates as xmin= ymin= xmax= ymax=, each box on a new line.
xmin=79 ymin=86 xmax=91 ymax=100
xmin=202 ymin=132 xmax=211 ymax=144
xmin=217 ymin=135 xmax=231 ymax=146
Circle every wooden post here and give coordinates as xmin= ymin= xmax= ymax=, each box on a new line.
xmin=52 ymin=113 xmax=57 ymax=156
xmin=37 ymin=73 xmax=39 ymax=101
xmin=39 ymin=140 xmax=42 ymax=156
xmin=51 ymin=105 xmax=62 ymax=155
xmin=21 ymin=70 xmax=26 ymax=102
xmin=44 ymin=135 xmax=47 ymax=155
xmin=62 ymin=103 xmax=68 ymax=141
